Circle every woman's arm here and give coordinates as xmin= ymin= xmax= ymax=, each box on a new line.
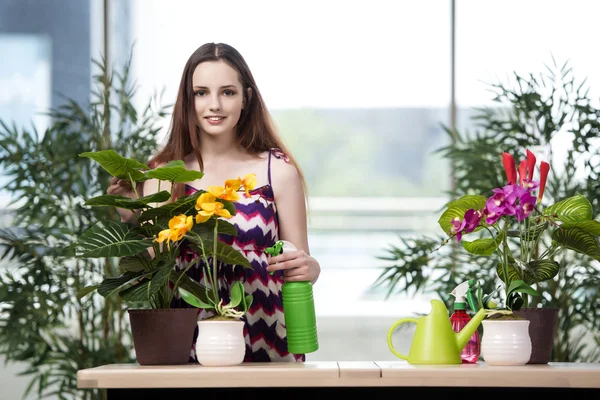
xmin=266 ymin=157 xmax=321 ymax=284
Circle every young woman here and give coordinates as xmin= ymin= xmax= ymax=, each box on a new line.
xmin=107 ymin=42 xmax=320 ymax=362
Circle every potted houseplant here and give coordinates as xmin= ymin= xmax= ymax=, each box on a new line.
xmin=437 ymin=148 xmax=600 ymax=363
xmin=74 ymin=150 xmax=254 ymax=365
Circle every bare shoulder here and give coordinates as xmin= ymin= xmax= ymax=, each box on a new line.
xmin=269 ymin=149 xmax=301 ymax=190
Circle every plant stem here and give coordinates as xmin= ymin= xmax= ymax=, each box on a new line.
xmin=212 ymin=219 xmax=219 ymax=307
xmin=502 ymin=217 xmax=511 ymax=308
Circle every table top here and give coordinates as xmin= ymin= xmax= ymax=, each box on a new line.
xmin=77 ymin=361 xmax=600 ymax=389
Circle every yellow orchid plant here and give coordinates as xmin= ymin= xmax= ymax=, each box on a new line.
xmin=74 ymin=150 xmax=255 ymax=319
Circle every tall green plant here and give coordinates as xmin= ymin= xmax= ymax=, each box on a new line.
xmin=373 ymin=58 xmax=600 ymax=362
xmin=0 ymin=53 xmax=170 ymax=399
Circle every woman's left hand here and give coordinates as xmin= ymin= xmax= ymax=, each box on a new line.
xmin=267 ymin=250 xmax=321 ymax=284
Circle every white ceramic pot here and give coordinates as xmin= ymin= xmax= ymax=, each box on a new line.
xmin=195 ymin=320 xmax=245 ymax=366
xmin=481 ymin=319 xmax=532 ymax=366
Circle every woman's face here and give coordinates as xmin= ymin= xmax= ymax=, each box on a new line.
xmin=192 ymin=60 xmax=246 ymax=138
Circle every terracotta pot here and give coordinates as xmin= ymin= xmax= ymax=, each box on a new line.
xmin=128 ymin=308 xmax=198 ymax=365
xmin=513 ymin=307 xmax=558 ymax=364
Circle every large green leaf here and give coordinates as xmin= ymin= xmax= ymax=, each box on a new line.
xmin=84 ymin=191 xmax=171 ymax=209
xmin=119 ymin=255 xmax=151 ymax=272
xmin=190 ymin=218 xmax=238 ymax=241
xmin=178 ymin=287 xmax=214 ymax=309
xmin=552 ymin=226 xmax=600 ymax=261
xmin=188 ymin=241 xmax=251 ymax=269
xmin=506 ymin=279 xmax=540 ymax=297
xmin=461 ymin=232 xmax=504 ymax=256
xmin=118 ymin=279 xmax=152 ymax=303
xmin=97 ymin=271 xmax=149 ymax=298
xmin=438 ymin=195 xmax=487 ymax=235
xmin=80 ymin=150 xmax=149 ymax=182
xmin=138 ymin=190 xmax=203 ymax=224
xmin=170 ymin=270 xmax=212 ymax=304
xmin=544 ymin=194 xmax=593 ymax=223
xmin=147 ymin=259 xmax=176 ymax=303
xmin=76 ymin=220 xmax=153 ymax=258
xmin=229 ymin=281 xmax=244 ymax=308
xmin=561 ymin=220 xmax=600 ymax=236
xmin=146 ymin=160 xmax=204 ymax=183
xmin=76 ymin=285 xmax=99 ymax=299
xmin=496 ymin=258 xmax=560 ymax=285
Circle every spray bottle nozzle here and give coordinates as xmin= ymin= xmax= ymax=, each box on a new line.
xmin=265 ymin=240 xmax=284 ymax=256
xmin=450 ymin=279 xmax=480 ymax=312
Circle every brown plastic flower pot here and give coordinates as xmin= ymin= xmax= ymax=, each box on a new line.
xmin=513 ymin=307 xmax=559 ymax=364
xmin=128 ymin=308 xmax=198 ymax=365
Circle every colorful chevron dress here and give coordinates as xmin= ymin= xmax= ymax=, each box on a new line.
xmin=171 ymin=148 xmax=305 ymax=363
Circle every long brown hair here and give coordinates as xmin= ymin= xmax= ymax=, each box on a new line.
xmin=149 ymin=42 xmax=307 ymax=201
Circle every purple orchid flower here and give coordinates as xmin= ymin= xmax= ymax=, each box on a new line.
xmin=451 ymin=209 xmax=483 ymax=241
xmin=503 ymin=184 xmax=537 ymax=222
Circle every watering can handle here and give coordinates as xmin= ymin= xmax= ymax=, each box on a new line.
xmin=387 ymin=317 xmax=418 ymax=361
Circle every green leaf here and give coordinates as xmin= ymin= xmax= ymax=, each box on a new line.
xmin=178 ymin=287 xmax=214 ymax=308
xmin=496 ymin=257 xmax=559 ymax=285
xmin=552 ymin=226 xmax=600 ymax=261
xmin=525 ymin=259 xmax=560 ymax=284
xmin=461 ymin=233 xmax=504 ymax=256
xmin=438 ymin=195 xmax=487 ymax=235
xmin=189 ymin=218 xmax=238 ymax=242
xmin=506 ymin=279 xmax=540 ymax=297
xmin=75 ymin=221 xmax=154 ymax=258
xmin=80 ymin=150 xmax=149 ymax=182
xmin=148 ymin=259 xmax=175 ymax=299
xmin=138 ymin=190 xmax=203 ymax=224
xmin=561 ymin=220 xmax=600 ymax=236
xmin=242 ymin=294 xmax=253 ymax=313
xmin=97 ymin=271 xmax=149 ymax=298
xmin=84 ymin=191 xmax=171 ymax=209
xmin=145 ymin=160 xmax=204 ymax=183
xmin=188 ymin=241 xmax=251 ymax=269
xmin=229 ymin=281 xmax=244 ymax=308
xmin=220 ymin=200 xmax=237 ymax=217
xmin=119 ymin=256 xmax=150 ymax=273
xmin=544 ymin=194 xmax=593 ymax=223
xmin=76 ymin=285 xmax=99 ymax=299
xmin=170 ymin=270 xmax=212 ymax=304
xmin=119 ymin=279 xmax=151 ymax=303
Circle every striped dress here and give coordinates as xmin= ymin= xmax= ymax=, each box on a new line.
xmin=171 ymin=148 xmax=305 ymax=363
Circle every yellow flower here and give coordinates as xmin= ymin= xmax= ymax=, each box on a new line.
xmin=154 ymin=214 xmax=193 ymax=249
xmin=239 ymin=173 xmax=256 ymax=197
xmin=195 ymin=192 xmax=232 ymax=223
xmin=207 ymin=185 xmax=240 ymax=202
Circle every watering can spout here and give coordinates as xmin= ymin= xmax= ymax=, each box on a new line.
xmin=456 ymin=307 xmax=486 ymax=350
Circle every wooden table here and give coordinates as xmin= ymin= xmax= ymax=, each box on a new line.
xmin=77 ymin=361 xmax=600 ymax=399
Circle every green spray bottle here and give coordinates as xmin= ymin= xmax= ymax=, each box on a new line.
xmin=265 ymin=240 xmax=319 ymax=354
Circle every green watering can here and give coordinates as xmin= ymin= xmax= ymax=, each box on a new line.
xmin=387 ymin=299 xmax=487 ymax=364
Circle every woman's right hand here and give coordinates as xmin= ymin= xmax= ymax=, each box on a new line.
xmin=107 ymin=176 xmax=140 ymax=222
